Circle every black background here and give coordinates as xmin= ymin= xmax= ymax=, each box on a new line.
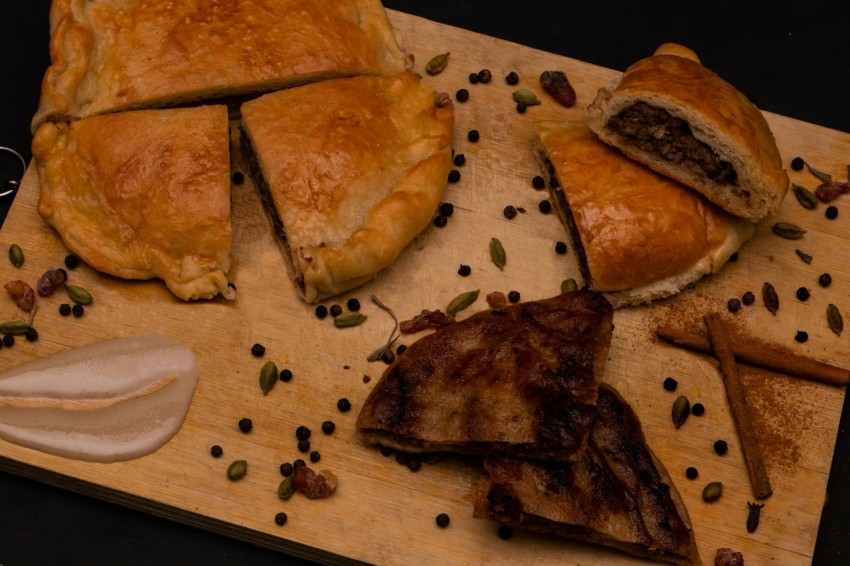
xmin=1 ymin=1 xmax=849 ymax=564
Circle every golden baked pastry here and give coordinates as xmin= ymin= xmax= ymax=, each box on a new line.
xmin=535 ymin=120 xmax=753 ymax=307
xmin=33 ymin=105 xmax=235 ymax=301
xmin=587 ymin=43 xmax=788 ymax=222
xmin=356 ymin=291 xmax=614 ymax=460
xmin=33 ymin=0 xmax=411 ymax=128
xmin=240 ymin=72 xmax=454 ymax=303
xmin=475 ymin=384 xmax=701 ymax=566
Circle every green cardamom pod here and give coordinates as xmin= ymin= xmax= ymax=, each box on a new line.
xmin=227 ymin=460 xmax=247 ymax=481
xmin=762 ymin=282 xmax=779 ymax=315
xmin=490 ymin=238 xmax=506 ymax=270
xmin=560 ymin=278 xmax=578 ymax=294
xmin=827 ymin=304 xmax=844 ymax=336
xmin=0 ymin=320 xmax=32 ymax=334
xmin=334 ymin=312 xmax=367 ymax=328
xmin=512 ymin=89 xmax=541 ymax=106
xmin=425 ymin=52 xmax=450 ymax=75
xmin=702 ymin=481 xmax=723 ymax=503
xmin=260 ymin=361 xmax=278 ymax=395
xmin=795 ymin=249 xmax=813 ymax=264
xmin=792 ymin=184 xmax=818 ymax=209
xmin=8 ymin=244 xmax=24 ymax=268
xmin=672 ymin=395 xmax=691 ymax=429
xmin=65 ymin=284 xmax=93 ymax=305
xmin=772 ymin=222 xmax=807 ymax=240
xmin=277 ymin=477 xmax=295 ymax=500
xmin=446 ymin=290 xmax=479 ymax=316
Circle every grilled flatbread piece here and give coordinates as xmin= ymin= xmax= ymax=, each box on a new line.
xmin=240 ymin=72 xmax=453 ymax=303
xmin=475 ymin=383 xmax=701 ymax=565
xmin=356 ymin=291 xmax=614 ymax=460
xmin=587 ymin=43 xmax=788 ymax=222
xmin=535 ymin=120 xmax=753 ymax=308
xmin=33 ymin=0 xmax=410 ymax=128
xmin=33 ymin=105 xmax=234 ymax=301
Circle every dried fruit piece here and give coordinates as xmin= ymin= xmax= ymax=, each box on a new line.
xmin=486 ymin=291 xmax=507 ymax=309
xmin=814 ymin=181 xmax=850 ymax=203
xmin=291 ymin=465 xmax=338 ymax=499
xmin=539 ymin=70 xmax=577 ymax=107
xmin=4 ymin=280 xmax=35 ymax=311
xmin=37 ymin=268 xmax=67 ymax=297
xmin=399 ymin=309 xmax=455 ymax=333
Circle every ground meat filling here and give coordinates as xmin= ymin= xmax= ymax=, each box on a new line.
xmin=607 ymin=102 xmax=737 ymax=185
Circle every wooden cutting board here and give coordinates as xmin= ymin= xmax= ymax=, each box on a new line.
xmin=1 ymin=10 xmax=849 ymax=565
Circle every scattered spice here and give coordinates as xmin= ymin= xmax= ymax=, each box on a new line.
xmin=477 ymin=69 xmax=492 ymax=83
xmin=298 ymin=439 xmax=310 ymax=453
xmin=455 ymin=89 xmax=469 ymax=103
xmin=226 ymin=460 xmax=247 ymax=481
xmin=467 ymin=130 xmax=480 ymax=143
xmin=425 ymin=52 xmax=449 ymax=75
xmin=505 ymin=71 xmax=519 ymax=85
xmin=503 ymin=205 xmax=517 ymax=219
xmin=512 ymin=89 xmax=540 ymax=106
xmin=447 ymin=289 xmax=480 ymax=316
xmin=796 ymin=287 xmax=810 ymax=301
xmin=490 ymin=238 xmax=506 ymax=270
xmin=396 ymin=344 xmax=408 ymax=355
xmin=554 ymin=241 xmax=567 ymax=255
xmin=366 ymin=295 xmax=400 ymax=363
xmin=280 ymin=462 xmax=294 ymax=477
xmin=436 ymin=513 xmax=451 ymax=528
xmin=685 ymin=467 xmax=698 ymax=480
xmin=515 ymin=102 xmax=527 ymax=114
xmin=498 ymin=525 xmax=513 ymax=540
xmin=260 ymin=361 xmax=278 ymax=395
xmin=538 ymin=200 xmax=552 ymax=214
xmin=692 ymin=403 xmax=705 ymax=416
xmin=453 ymin=154 xmax=465 ymax=167
xmin=337 ymin=398 xmax=352 ymax=412
xmin=827 ymin=304 xmax=843 ymax=336
xmin=539 ymin=70 xmax=577 ymax=107
xmin=8 ymin=244 xmax=24 ymax=267
xmin=702 ymin=481 xmax=723 ymax=503
xmin=560 ymin=278 xmax=578 ymax=294
xmin=210 ymin=445 xmax=223 ymax=458
xmin=795 ymin=330 xmax=809 ymax=343
xmin=0 ymin=320 xmax=31 ymax=335
xmin=238 ymin=418 xmax=253 ymax=433
xmin=457 ymin=264 xmax=471 ymax=277
xmin=231 ymin=171 xmax=244 ymax=185
xmin=291 ymin=465 xmax=338 ymax=498
xmin=663 ymin=377 xmax=678 ymax=392
xmin=819 ymin=273 xmax=832 ymax=287
xmin=790 ymin=157 xmax=805 ymax=171
xmin=715 ymin=548 xmax=744 ymax=566
xmin=792 ymin=184 xmax=818 ymax=209
xmin=440 ymin=202 xmax=455 ymax=216
xmin=251 ymin=343 xmax=265 ymax=357
xmin=825 ymin=205 xmax=839 ymax=219
xmin=3 ymin=334 xmax=14 ymax=347
xmin=315 ymin=305 xmax=328 ymax=319
xmin=486 ymin=291 xmax=507 ymax=309
xmin=279 ymin=368 xmax=293 ymax=382
xmin=448 ymin=169 xmax=461 ymax=183
xmin=727 ymin=298 xmax=741 ymax=313
xmin=37 ymin=268 xmax=66 ymax=297
xmin=805 ymin=162 xmax=833 ymax=183
xmin=277 ymin=478 xmax=295 ymax=500
xmin=347 ymin=297 xmax=361 ymax=311
xmin=310 ymin=450 xmax=321 ymax=463
xmin=714 ymin=439 xmax=729 ymax=455
xmin=400 ymin=309 xmax=455 ymax=333
xmin=746 ymin=502 xmax=765 ymax=533
xmin=531 ymin=176 xmax=546 ymax=190
xmin=24 ymin=328 xmax=38 ymax=342
xmin=322 ymin=421 xmax=336 ymax=435
xmin=772 ymin=221 xmax=806 ymax=239
xmin=672 ymin=395 xmax=691 ymax=429
xmin=795 ymin=249 xmax=813 ymax=264
xmin=762 ymin=282 xmax=779 ymax=315
xmin=433 ymin=214 xmax=448 ymax=228
xmin=468 ymin=72 xmax=479 ymax=85
xmin=330 ymin=304 xmax=343 ymax=317
xmin=65 ymin=284 xmax=93 ymax=305
xmin=507 ymin=290 xmax=521 ymax=303
xmin=59 ymin=303 xmax=71 ymax=316
xmin=274 ymin=512 xmax=288 ymax=526
xmin=742 ymin=291 xmax=756 ymax=305
xmin=296 ymin=425 xmax=311 ymax=441
xmin=4 ymin=280 xmax=35 ymax=311
xmin=334 ymin=312 xmax=366 ymax=328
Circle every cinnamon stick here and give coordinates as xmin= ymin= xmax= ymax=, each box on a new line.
xmin=656 ymin=324 xmax=849 ymax=387
xmin=704 ymin=313 xmax=772 ymax=500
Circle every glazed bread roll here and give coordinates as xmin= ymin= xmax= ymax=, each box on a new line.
xmin=535 ymin=120 xmax=754 ymax=308
xmin=587 ymin=43 xmax=788 ymax=222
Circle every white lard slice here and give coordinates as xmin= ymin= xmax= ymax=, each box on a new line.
xmin=0 ymin=334 xmax=199 ymax=462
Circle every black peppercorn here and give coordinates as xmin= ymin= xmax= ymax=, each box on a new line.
xmin=663 ymin=377 xmax=678 ymax=392
xmin=826 ymin=205 xmax=839 ymax=219
xmin=310 ymin=450 xmax=321 ymax=463
xmin=790 ymin=157 xmax=805 ymax=171
xmin=210 ymin=445 xmax=223 ymax=458
xmin=238 ymin=418 xmax=253 ymax=433
xmin=296 ymin=425 xmax=311 ymax=440
xmin=455 ymin=88 xmax=469 ymax=102
xmin=685 ymin=466 xmax=699 ymax=480
xmin=231 ymin=171 xmax=245 ymax=185
xmin=448 ymin=169 xmax=461 ymax=183
xmin=58 ymin=303 xmax=71 ymax=316
xmin=280 ymin=462 xmax=294 ymax=476
xmin=691 ymin=403 xmax=705 ymax=416
xmin=337 ymin=398 xmax=352 ymax=412
xmin=503 ymin=205 xmax=517 ymax=219
xmin=477 ymin=69 xmax=492 ymax=83
xmin=508 ymin=290 xmax=521 ymax=303
xmin=554 ymin=241 xmax=567 ymax=255
xmin=274 ymin=512 xmax=288 ymax=526
xmin=2 ymin=334 xmax=13 ymax=347
xmin=381 ymin=350 xmax=396 ymax=365
xmin=727 ymin=298 xmax=742 ymax=313
xmin=795 ymin=330 xmax=809 ymax=343
xmin=819 ymin=273 xmax=832 ymax=287
xmin=407 ymin=457 xmax=421 ymax=472
xmin=538 ymin=200 xmax=552 ymax=214
xmin=347 ymin=297 xmax=361 ymax=311
xmin=297 ymin=439 xmax=310 ymax=453
xmin=395 ymin=452 xmax=409 ymax=466
xmin=433 ymin=214 xmax=448 ymax=228
xmin=72 ymin=304 xmax=84 ymax=317
xmin=457 ymin=264 xmax=471 ymax=277
xmin=467 ymin=130 xmax=480 ymax=143
xmin=505 ymin=71 xmax=519 ymax=85
xmin=396 ymin=344 xmax=408 ymax=355
xmin=25 ymin=328 xmax=38 ymax=342
xmin=515 ymin=102 xmax=527 ymax=114
xmin=293 ymin=458 xmax=306 ymax=469
xmin=531 ymin=176 xmax=546 ymax=190
xmin=453 ymin=154 xmax=465 ymax=167
xmin=321 ymin=421 xmax=336 ymax=435
xmin=64 ymin=254 xmax=80 ymax=269
xmin=379 ymin=445 xmax=394 ymax=457
xmin=714 ymin=440 xmax=729 ymax=455
xmin=468 ymin=72 xmax=480 ymax=85
xmin=436 ymin=513 xmax=451 ymax=528
xmin=330 ymin=304 xmax=343 ymax=317
xmin=250 ymin=343 xmax=266 ymax=357
xmin=796 ymin=287 xmax=810 ymax=301
xmin=315 ymin=305 xmax=328 ymax=319
xmin=497 ymin=525 xmax=513 ymax=540
xmin=439 ymin=202 xmax=455 ymax=216
xmin=742 ymin=291 xmax=755 ymax=306
xmin=279 ymin=368 xmax=293 ymax=382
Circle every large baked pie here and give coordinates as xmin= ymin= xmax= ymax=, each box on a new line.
xmin=33 ymin=105 xmax=235 ymax=301
xmin=33 ymin=0 xmax=411 ymax=128
xmin=240 ymin=71 xmax=454 ymax=303
xmin=535 ymin=120 xmax=753 ymax=307
xmin=587 ymin=43 xmax=788 ymax=222
xmin=356 ymin=291 xmax=614 ymax=460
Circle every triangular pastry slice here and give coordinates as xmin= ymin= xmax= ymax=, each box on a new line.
xmin=356 ymin=291 xmax=614 ymax=460
xmin=240 ymin=72 xmax=454 ymax=303
xmin=33 ymin=105 xmax=234 ymax=301
xmin=474 ymin=383 xmax=701 ymax=565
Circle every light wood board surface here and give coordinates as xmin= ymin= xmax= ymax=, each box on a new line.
xmin=1 ymin=10 xmax=849 ymax=565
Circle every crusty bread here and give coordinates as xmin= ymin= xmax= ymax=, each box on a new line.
xmin=586 ymin=43 xmax=788 ymax=222
xmin=535 ymin=120 xmax=753 ymax=308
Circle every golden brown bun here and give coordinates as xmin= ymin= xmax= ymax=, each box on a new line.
xmin=33 ymin=0 xmax=411 ymax=129
xmin=33 ymin=105 xmax=234 ymax=301
xmin=586 ymin=43 xmax=788 ymax=222
xmin=241 ymin=72 xmax=454 ymax=303
xmin=535 ymin=120 xmax=753 ymax=307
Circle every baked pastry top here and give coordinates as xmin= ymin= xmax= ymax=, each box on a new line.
xmin=33 ymin=0 xmax=411 ymax=128
xmin=536 ymin=120 xmax=753 ymax=307
xmin=240 ymin=71 xmax=453 ymax=303
xmin=587 ymin=43 xmax=788 ymax=222
xmin=356 ymin=291 xmax=615 ymax=460
xmin=33 ymin=105 xmax=235 ymax=301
